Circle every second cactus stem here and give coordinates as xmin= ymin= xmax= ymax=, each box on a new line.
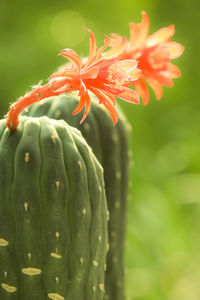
xmin=23 ymin=93 xmax=132 ymax=300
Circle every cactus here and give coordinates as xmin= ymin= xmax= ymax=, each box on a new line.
xmin=23 ymin=93 xmax=131 ymax=300
xmin=0 ymin=116 xmax=108 ymax=300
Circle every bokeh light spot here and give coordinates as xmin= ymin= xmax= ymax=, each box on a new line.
xmin=51 ymin=11 xmax=86 ymax=47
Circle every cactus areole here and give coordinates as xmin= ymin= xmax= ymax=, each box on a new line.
xmin=0 ymin=116 xmax=108 ymax=300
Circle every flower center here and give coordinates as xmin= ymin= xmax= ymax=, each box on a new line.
xmin=105 ymin=65 xmax=129 ymax=90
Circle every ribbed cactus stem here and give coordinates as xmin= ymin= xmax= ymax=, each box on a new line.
xmin=0 ymin=116 xmax=108 ymax=299
xmin=23 ymin=93 xmax=132 ymax=300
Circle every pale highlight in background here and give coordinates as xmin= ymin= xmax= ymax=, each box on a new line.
xmin=51 ymin=10 xmax=86 ymax=47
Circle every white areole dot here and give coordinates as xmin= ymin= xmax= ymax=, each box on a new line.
xmin=1 ymin=283 xmax=17 ymax=293
xmin=25 ymin=152 xmax=30 ymax=163
xmin=22 ymin=268 xmax=42 ymax=275
xmin=0 ymin=238 xmax=8 ymax=246
xmin=48 ymin=293 xmax=65 ymax=300
xmin=50 ymin=252 xmax=62 ymax=259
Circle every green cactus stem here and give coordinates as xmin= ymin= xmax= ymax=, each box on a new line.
xmin=23 ymin=93 xmax=132 ymax=300
xmin=0 ymin=116 xmax=108 ymax=300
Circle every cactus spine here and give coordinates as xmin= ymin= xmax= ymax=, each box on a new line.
xmin=0 ymin=116 xmax=108 ymax=300
xmin=23 ymin=93 xmax=131 ymax=300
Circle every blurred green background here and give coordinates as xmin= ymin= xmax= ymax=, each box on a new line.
xmin=0 ymin=0 xmax=199 ymax=299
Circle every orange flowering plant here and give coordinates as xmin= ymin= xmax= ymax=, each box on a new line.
xmin=106 ymin=11 xmax=184 ymax=105
xmin=6 ymin=29 xmax=140 ymax=131
xmin=6 ymin=13 xmax=184 ymax=131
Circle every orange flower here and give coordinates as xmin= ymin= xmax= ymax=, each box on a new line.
xmin=6 ymin=29 xmax=141 ymax=131
xmin=106 ymin=12 xmax=184 ymax=105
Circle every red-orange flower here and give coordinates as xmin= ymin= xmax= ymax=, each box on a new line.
xmin=6 ymin=29 xmax=141 ymax=131
xmin=106 ymin=12 xmax=184 ymax=105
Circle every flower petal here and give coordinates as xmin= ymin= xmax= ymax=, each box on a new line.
xmin=146 ymin=25 xmax=175 ymax=47
xmin=72 ymin=92 xmax=91 ymax=123
xmin=50 ymin=70 xmax=77 ymax=78
xmin=89 ymin=86 xmax=116 ymax=105
xmin=154 ymin=73 xmax=174 ymax=86
xmin=129 ymin=68 xmax=142 ymax=81
xmin=115 ymin=59 xmax=138 ymax=72
xmin=78 ymin=80 xmax=87 ymax=96
xmin=130 ymin=11 xmax=150 ymax=48
xmin=146 ymin=77 xmax=163 ymax=99
xmin=139 ymin=11 xmax=150 ymax=41
xmin=103 ymin=99 xmax=118 ymax=125
xmin=80 ymin=92 xmax=91 ymax=123
xmin=59 ymin=49 xmax=82 ymax=71
xmin=95 ymin=42 xmax=109 ymax=61
xmin=102 ymin=90 xmax=117 ymax=105
xmin=169 ymin=63 xmax=181 ymax=77
xmin=89 ymin=87 xmax=118 ymax=124
xmin=105 ymin=33 xmax=123 ymax=47
xmin=103 ymin=36 xmax=127 ymax=59
xmin=134 ymin=78 xmax=150 ymax=105
xmin=118 ymin=87 xmax=140 ymax=104
xmin=89 ymin=58 xmax=116 ymax=69
xmin=168 ymin=42 xmax=184 ymax=59
xmin=161 ymin=63 xmax=181 ymax=78
xmin=84 ymin=28 xmax=97 ymax=67
xmin=129 ymin=22 xmax=140 ymax=48
xmin=80 ymin=66 xmax=100 ymax=79
xmin=72 ymin=94 xmax=86 ymax=115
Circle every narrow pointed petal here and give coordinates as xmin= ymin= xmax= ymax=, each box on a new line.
xmin=111 ymin=33 xmax=122 ymax=40
xmin=89 ymin=86 xmax=117 ymax=105
xmin=129 ymin=22 xmax=140 ymax=47
xmin=59 ymin=49 xmax=82 ymax=71
xmin=168 ymin=42 xmax=184 ymax=59
xmin=135 ymin=78 xmax=150 ymax=105
xmin=89 ymin=58 xmax=116 ymax=69
xmin=131 ymin=11 xmax=150 ymax=48
xmin=102 ymin=90 xmax=117 ymax=105
xmin=146 ymin=25 xmax=175 ymax=47
xmin=103 ymin=36 xmax=127 ymax=59
xmin=104 ymin=34 xmax=112 ymax=45
xmin=103 ymin=99 xmax=118 ymax=125
xmin=118 ymin=87 xmax=140 ymax=104
xmin=80 ymin=66 xmax=99 ymax=79
xmin=80 ymin=92 xmax=91 ymax=123
xmin=129 ymin=68 xmax=142 ymax=81
xmin=116 ymin=59 xmax=138 ymax=72
xmin=78 ymin=80 xmax=87 ymax=96
xmin=50 ymin=70 xmax=77 ymax=78
xmin=154 ymin=74 xmax=174 ymax=86
xmin=168 ymin=63 xmax=181 ymax=77
xmin=84 ymin=28 xmax=97 ymax=67
xmin=90 ymin=88 xmax=118 ymax=125
xmin=105 ymin=33 xmax=123 ymax=47
xmin=57 ymin=62 xmax=73 ymax=73
xmin=161 ymin=63 xmax=181 ymax=78
xmin=95 ymin=42 xmax=108 ymax=61
xmin=72 ymin=94 xmax=86 ymax=115
xmin=146 ymin=77 xmax=163 ymax=99
xmin=139 ymin=11 xmax=150 ymax=41
xmin=91 ymin=88 xmax=118 ymax=124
